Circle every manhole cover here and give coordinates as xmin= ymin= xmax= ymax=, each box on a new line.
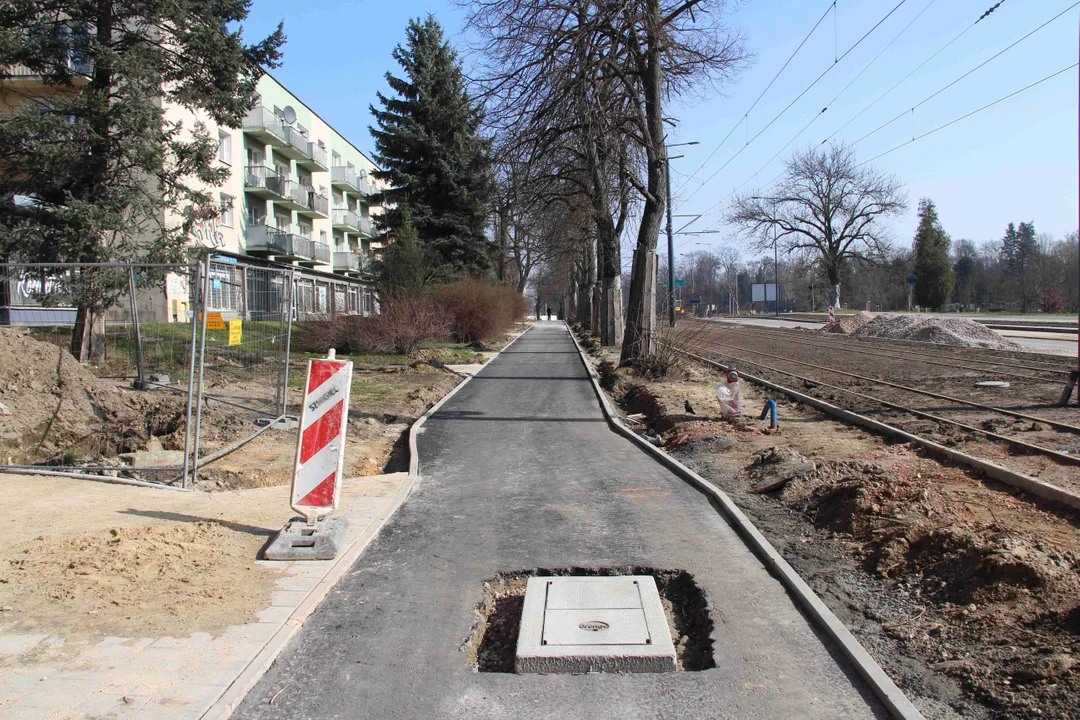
xmin=515 ymin=576 xmax=676 ymax=673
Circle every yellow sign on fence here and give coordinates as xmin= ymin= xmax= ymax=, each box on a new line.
xmin=201 ymin=312 xmax=225 ymax=330
xmin=227 ymin=319 xmax=242 ymax=346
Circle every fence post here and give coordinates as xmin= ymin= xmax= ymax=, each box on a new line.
xmin=190 ymin=255 xmax=212 ymax=485
xmin=279 ymin=268 xmax=295 ymax=417
xmin=126 ymin=264 xmax=146 ymax=390
xmin=181 ymin=261 xmax=201 ymax=489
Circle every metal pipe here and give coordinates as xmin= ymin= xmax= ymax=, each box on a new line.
xmin=181 ymin=260 xmax=201 ymax=489
xmin=0 ymin=466 xmax=190 ymax=491
xmin=190 ymin=255 xmax=212 ymax=486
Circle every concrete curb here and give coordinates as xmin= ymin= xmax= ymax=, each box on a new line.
xmin=201 ymin=326 xmax=534 ymax=720
xmin=565 ymin=324 xmax=925 ymax=720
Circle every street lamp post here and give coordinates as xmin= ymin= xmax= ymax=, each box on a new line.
xmin=751 ymin=195 xmax=781 ymax=316
xmin=665 ymin=141 xmax=698 ymax=327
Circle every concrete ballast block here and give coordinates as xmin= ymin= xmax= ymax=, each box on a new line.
xmin=263 ymin=517 xmax=348 ymax=561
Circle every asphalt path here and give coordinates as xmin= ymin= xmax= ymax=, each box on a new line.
xmin=235 ymin=322 xmax=887 ymax=719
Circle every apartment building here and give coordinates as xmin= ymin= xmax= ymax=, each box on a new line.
xmin=2 ymin=65 xmax=384 ymax=322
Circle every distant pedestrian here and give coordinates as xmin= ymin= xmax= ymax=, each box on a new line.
xmin=546 ymin=307 xmax=552 ymax=321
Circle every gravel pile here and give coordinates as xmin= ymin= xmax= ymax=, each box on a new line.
xmin=824 ymin=310 xmax=876 ymax=334
xmin=851 ymin=313 xmax=1024 ymax=350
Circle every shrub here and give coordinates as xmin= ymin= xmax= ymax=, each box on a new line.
xmin=293 ymin=293 xmax=450 ymax=356
xmin=369 ymin=292 xmax=451 ymax=355
xmin=435 ymin=279 xmax=527 ymax=344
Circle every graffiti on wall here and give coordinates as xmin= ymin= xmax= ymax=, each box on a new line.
xmin=190 ymin=214 xmax=226 ymax=249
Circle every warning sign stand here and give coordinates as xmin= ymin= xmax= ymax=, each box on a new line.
xmin=265 ymin=349 xmax=353 ymax=560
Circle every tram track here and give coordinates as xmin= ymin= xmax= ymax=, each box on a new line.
xmin=678 ymin=319 xmax=1080 ymax=508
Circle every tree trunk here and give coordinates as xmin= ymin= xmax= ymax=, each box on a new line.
xmin=620 ymin=4 xmax=665 ymax=365
xmin=494 ymin=204 xmax=510 ymax=283
xmin=578 ymin=239 xmax=595 ymax=330
xmin=71 ymin=306 xmax=106 ymax=362
xmin=826 ymin=263 xmax=842 ymax=310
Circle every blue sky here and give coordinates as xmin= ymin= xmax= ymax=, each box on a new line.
xmin=242 ymin=0 xmax=1079 ymax=258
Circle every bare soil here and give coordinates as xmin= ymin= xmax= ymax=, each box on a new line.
xmin=0 ymin=326 xmax=491 ymax=489
xmin=588 ymin=344 xmax=1080 ymax=720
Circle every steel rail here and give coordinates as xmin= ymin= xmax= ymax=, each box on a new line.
xmin=691 ymin=320 xmax=1072 ymax=380
xmin=682 ymin=336 xmax=1080 ymax=435
xmin=695 ymin=318 xmax=1074 ymax=375
xmin=677 ymin=346 xmax=1080 ymax=468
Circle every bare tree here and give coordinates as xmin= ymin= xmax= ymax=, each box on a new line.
xmin=727 ymin=143 xmax=906 ymax=310
xmin=463 ymin=0 xmax=745 ymax=358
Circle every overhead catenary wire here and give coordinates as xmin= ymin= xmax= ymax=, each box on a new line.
xmin=849 ymin=1 xmax=1079 ymax=150
xmin=679 ymin=0 xmax=911 ymax=205
xmin=677 ymin=5 xmax=1074 ymax=251
xmin=676 ymin=2 xmax=837 ymax=196
xmin=820 ymin=0 xmax=1014 ymax=146
xmin=860 ymin=61 xmax=1079 ymax=166
xmin=683 ymin=0 xmax=1017 ymax=240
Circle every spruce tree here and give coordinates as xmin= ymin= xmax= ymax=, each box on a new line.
xmin=1000 ymin=221 xmax=1039 ymax=311
xmin=912 ymin=198 xmax=954 ymax=310
xmin=0 ymin=0 xmax=284 ymax=359
xmin=369 ymin=16 xmax=493 ymax=277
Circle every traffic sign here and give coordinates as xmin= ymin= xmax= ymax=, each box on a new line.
xmin=906 ymin=274 xmax=918 ymax=286
xmin=291 ymin=352 xmax=353 ymax=521
xmin=689 ymin=296 xmax=701 ymax=304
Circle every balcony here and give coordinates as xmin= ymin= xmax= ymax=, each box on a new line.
xmin=332 ymin=252 xmax=363 ymax=275
xmin=298 ymin=143 xmax=328 ymax=171
xmin=305 ymin=240 xmax=331 ymax=266
xmin=356 ymin=215 xmax=376 ymax=237
xmin=330 ymin=166 xmax=364 ymax=194
xmin=242 ymin=106 xmax=286 ymax=145
xmin=356 ymin=174 xmax=376 ymax=197
xmin=243 ymin=166 xmax=286 ymax=199
xmin=274 ymin=178 xmax=313 ymax=212
xmin=277 ymin=125 xmax=312 ymax=161
xmin=245 ymin=224 xmax=307 ymax=261
xmin=6 ymin=55 xmax=92 ymax=86
xmin=297 ymin=192 xmax=329 ymax=219
xmin=332 ymin=208 xmax=359 ymax=232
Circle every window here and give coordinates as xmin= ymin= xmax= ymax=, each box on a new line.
xmin=248 ymin=202 xmax=266 ymax=227
xmin=332 ymin=151 xmax=342 ymax=166
xmin=298 ymin=222 xmax=312 ymax=239
xmin=320 ymin=231 xmax=328 ymax=246
xmin=219 ymin=194 xmax=234 ymax=227
xmin=247 ymin=147 xmax=264 ymax=167
xmin=217 ymin=131 xmax=231 ymax=164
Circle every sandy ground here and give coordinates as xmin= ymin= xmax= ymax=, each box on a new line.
xmin=0 ymin=471 xmax=399 ymax=644
xmin=585 ymin=341 xmax=1080 ymax=720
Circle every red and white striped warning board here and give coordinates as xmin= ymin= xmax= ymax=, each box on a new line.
xmin=291 ymin=353 xmax=353 ymax=520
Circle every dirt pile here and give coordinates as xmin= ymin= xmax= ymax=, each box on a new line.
xmin=849 ymin=313 xmax=1023 ymax=350
xmin=0 ymin=328 xmax=156 ymax=463
xmin=824 ymin=310 xmax=877 ymax=334
xmin=0 ymin=520 xmax=279 ymax=637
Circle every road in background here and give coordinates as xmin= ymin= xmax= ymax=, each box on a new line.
xmin=705 ymin=316 xmax=1078 ymax=356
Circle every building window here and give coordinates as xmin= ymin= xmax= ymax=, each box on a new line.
xmin=219 ymin=194 xmax=234 ymax=227
xmin=331 ymin=151 xmax=342 ymax=166
xmin=217 ymin=131 xmax=231 ymax=164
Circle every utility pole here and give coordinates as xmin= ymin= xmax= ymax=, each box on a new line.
xmin=664 ymin=141 xmax=698 ymax=328
xmin=665 ymin=156 xmax=676 ymax=328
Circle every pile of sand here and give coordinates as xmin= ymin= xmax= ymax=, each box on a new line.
xmin=824 ymin=310 xmax=877 ymax=334
xmin=849 ymin=313 xmax=1024 ymax=350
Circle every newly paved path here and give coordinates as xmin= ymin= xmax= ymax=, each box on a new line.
xmin=236 ymin=323 xmax=886 ymax=719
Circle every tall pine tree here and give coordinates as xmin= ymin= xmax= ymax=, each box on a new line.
xmin=912 ymin=198 xmax=954 ymax=310
xmin=369 ymin=16 xmax=493 ymax=277
xmin=1000 ymin=221 xmax=1039 ymax=312
xmin=0 ymin=0 xmax=283 ymax=359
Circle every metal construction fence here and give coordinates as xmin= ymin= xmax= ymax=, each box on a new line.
xmin=0 ymin=256 xmax=302 ymax=488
